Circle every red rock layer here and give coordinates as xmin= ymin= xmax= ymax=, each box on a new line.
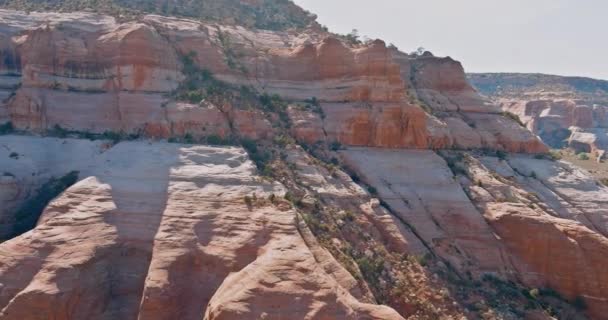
xmin=0 ymin=11 xmax=546 ymax=153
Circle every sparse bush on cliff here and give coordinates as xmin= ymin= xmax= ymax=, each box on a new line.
xmin=345 ymin=29 xmax=362 ymax=45
xmin=502 ymin=111 xmax=525 ymax=127
xmin=304 ymin=97 xmax=325 ymax=119
xmin=174 ymin=52 xmax=230 ymax=104
xmin=355 ymin=255 xmax=385 ymax=287
xmin=496 ymin=150 xmax=507 ymax=160
xmin=0 ymin=122 xmax=14 ymax=135
xmin=241 ymin=138 xmax=271 ymax=172
xmin=10 ymin=171 xmax=79 ymax=239
xmin=330 ymin=141 xmax=343 ymax=151
xmin=243 ymin=195 xmax=253 ymax=210
xmin=367 ymin=186 xmax=378 ymax=195
xmin=577 ymin=152 xmax=590 ymax=160
xmin=549 ymin=150 xmax=563 ymax=161
xmin=216 ymin=29 xmax=248 ymax=74
xmin=205 ymin=134 xmax=234 ymax=146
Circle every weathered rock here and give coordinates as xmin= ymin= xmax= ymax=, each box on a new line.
xmin=485 ymin=203 xmax=608 ymax=319
xmin=0 ymin=137 xmax=405 ymax=320
xmin=0 ymin=10 xmax=546 ymax=153
xmin=460 ymin=153 xmax=608 ymax=319
xmin=339 ymin=148 xmax=515 ymax=275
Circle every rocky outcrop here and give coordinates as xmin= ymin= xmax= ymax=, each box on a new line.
xmin=468 ymin=73 xmax=608 ymax=156
xmin=502 ymin=99 xmax=608 ymax=155
xmin=463 ymin=154 xmax=608 ymax=319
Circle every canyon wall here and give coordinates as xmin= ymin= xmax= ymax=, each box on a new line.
xmin=0 ymin=11 xmax=545 ymax=153
xmin=0 ymin=7 xmax=605 ymax=320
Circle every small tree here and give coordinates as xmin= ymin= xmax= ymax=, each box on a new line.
xmin=410 ymin=47 xmax=426 ymax=56
xmin=345 ymin=29 xmax=361 ymax=45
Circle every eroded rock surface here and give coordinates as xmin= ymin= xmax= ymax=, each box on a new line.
xmin=0 ymin=10 xmax=546 ymax=153
xmin=338 ymin=147 xmax=608 ymax=319
xmin=0 ymin=136 xmax=404 ymax=320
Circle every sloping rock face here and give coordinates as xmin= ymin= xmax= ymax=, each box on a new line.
xmin=339 ymin=148 xmax=608 ymax=319
xmin=468 ymin=73 xmax=608 ymax=156
xmin=466 ymin=155 xmax=608 ymax=318
xmin=410 ymin=57 xmax=546 ymax=153
xmin=0 ymin=136 xmax=404 ymax=320
xmin=0 ymin=10 xmax=546 ymax=153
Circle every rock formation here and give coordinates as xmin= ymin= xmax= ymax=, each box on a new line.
xmin=0 ymin=3 xmax=605 ymax=320
xmin=0 ymin=10 xmax=546 ymax=153
xmin=468 ymin=73 xmax=608 ymax=157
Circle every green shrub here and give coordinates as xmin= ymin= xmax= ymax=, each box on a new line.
xmin=344 ymin=29 xmax=362 ymax=45
xmin=367 ymin=186 xmax=378 ymax=195
xmin=244 ymin=195 xmax=253 ymax=209
xmin=496 ymin=150 xmax=508 ymax=160
xmin=355 ymin=255 xmax=385 ymax=287
xmin=273 ymin=134 xmax=295 ymax=147
xmin=206 ymin=135 xmax=227 ymax=145
xmin=241 ymin=139 xmax=271 ymax=171
xmin=502 ymin=111 xmax=525 ymax=127
xmin=330 ymin=141 xmax=343 ymax=151
xmin=577 ymin=152 xmax=590 ymax=161
xmin=101 ymin=131 xmax=123 ymax=143
xmin=572 ymin=296 xmax=587 ymax=311
xmin=182 ymin=133 xmax=194 ymax=144
xmin=305 ymin=97 xmax=320 ymax=107
xmin=0 ymin=122 xmax=14 ymax=135
xmin=259 ymin=93 xmax=287 ymax=113
xmin=549 ymin=150 xmax=563 ymax=161
xmin=49 ymin=124 xmax=70 ymax=138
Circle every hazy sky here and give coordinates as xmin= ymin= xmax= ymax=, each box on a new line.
xmin=292 ymin=0 xmax=608 ymax=80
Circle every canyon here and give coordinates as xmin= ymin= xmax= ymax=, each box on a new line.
xmin=469 ymin=73 xmax=608 ymax=159
xmin=0 ymin=3 xmax=606 ymax=320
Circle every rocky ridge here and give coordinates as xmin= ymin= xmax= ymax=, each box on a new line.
xmin=0 ymin=6 xmax=606 ymax=320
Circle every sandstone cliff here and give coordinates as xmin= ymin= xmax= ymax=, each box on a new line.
xmin=0 ymin=4 xmax=605 ymax=320
xmin=0 ymin=10 xmax=546 ymax=153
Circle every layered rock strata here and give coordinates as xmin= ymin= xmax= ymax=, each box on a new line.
xmin=0 ymin=136 xmax=404 ymax=320
xmin=0 ymin=10 xmax=545 ymax=153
